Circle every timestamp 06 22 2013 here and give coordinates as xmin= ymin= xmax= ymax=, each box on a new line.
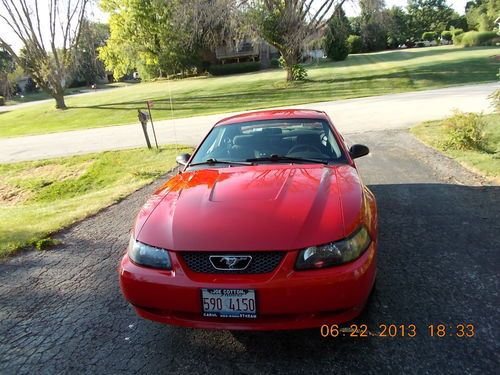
xmin=320 ymin=324 xmax=476 ymax=338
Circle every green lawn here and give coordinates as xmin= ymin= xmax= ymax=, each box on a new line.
xmin=0 ymin=145 xmax=190 ymax=257
xmin=1 ymin=46 xmax=499 ymax=138
xmin=411 ymin=113 xmax=500 ymax=180
xmin=3 ymin=82 xmax=133 ymax=105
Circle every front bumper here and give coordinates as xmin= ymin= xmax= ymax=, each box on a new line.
xmin=119 ymin=242 xmax=377 ymax=330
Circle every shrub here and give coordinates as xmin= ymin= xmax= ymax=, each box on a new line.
xmin=455 ymin=31 xmax=498 ymax=47
xmin=422 ymin=32 xmax=436 ymax=42
xmin=441 ymin=31 xmax=453 ymax=41
xmin=270 ymin=58 xmax=280 ymax=69
xmin=277 ymin=56 xmax=308 ymax=81
xmin=451 ymin=28 xmax=463 ymax=36
xmin=290 ymin=64 xmax=308 ymax=80
xmin=24 ymin=78 xmax=39 ymax=93
xmin=0 ymin=96 xmax=4 ymax=106
xmin=347 ymin=35 xmax=362 ymax=54
xmin=452 ymin=33 xmax=464 ymax=45
xmin=489 ymin=89 xmax=500 ymax=112
xmin=208 ymin=62 xmax=261 ymax=76
xmin=326 ymin=38 xmax=349 ymax=61
xmin=442 ymin=110 xmax=486 ymax=150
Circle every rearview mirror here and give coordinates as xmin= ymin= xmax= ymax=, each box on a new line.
xmin=349 ymin=144 xmax=369 ymax=159
xmin=176 ymin=153 xmax=191 ymax=166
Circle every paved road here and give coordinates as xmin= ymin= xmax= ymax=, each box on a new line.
xmin=0 ymin=82 xmax=498 ymax=163
xmin=1 ymin=130 xmax=498 ymax=374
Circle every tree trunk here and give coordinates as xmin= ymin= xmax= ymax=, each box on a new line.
xmin=53 ymin=90 xmax=67 ymax=110
xmin=282 ymin=48 xmax=300 ymax=81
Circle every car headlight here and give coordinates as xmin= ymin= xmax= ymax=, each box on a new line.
xmin=128 ymin=236 xmax=172 ymax=270
xmin=295 ymin=226 xmax=371 ymax=270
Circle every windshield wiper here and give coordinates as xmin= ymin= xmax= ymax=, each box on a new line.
xmin=246 ymin=155 xmax=329 ymax=165
xmin=188 ymin=158 xmax=253 ymax=167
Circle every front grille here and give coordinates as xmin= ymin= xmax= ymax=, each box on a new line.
xmin=181 ymin=251 xmax=285 ymax=274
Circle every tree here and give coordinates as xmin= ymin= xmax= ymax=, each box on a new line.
xmin=448 ymin=12 xmax=468 ymax=31
xmin=0 ymin=0 xmax=89 ymax=109
xmin=0 ymin=48 xmax=12 ymax=99
xmin=385 ymin=6 xmax=410 ymax=48
xmin=407 ymin=0 xmax=454 ymax=38
xmin=359 ymin=0 xmax=387 ymax=52
xmin=251 ymin=0 xmax=347 ymax=81
xmin=466 ymin=0 xmax=500 ymax=31
xmin=325 ymin=6 xmax=351 ymax=61
xmin=99 ymin=0 xmax=181 ymax=79
xmin=71 ymin=20 xmax=109 ymax=86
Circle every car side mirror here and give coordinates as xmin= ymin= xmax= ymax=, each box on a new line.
xmin=176 ymin=153 xmax=191 ymax=166
xmin=349 ymin=144 xmax=369 ymax=159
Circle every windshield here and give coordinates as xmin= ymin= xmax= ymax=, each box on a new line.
xmin=189 ymin=119 xmax=347 ymax=166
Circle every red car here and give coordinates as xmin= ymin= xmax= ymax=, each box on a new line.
xmin=119 ymin=109 xmax=377 ymax=330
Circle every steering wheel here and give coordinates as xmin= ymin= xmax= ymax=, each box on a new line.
xmin=287 ymin=144 xmax=323 ymax=154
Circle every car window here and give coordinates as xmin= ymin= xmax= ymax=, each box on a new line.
xmin=190 ymin=119 xmax=347 ymax=164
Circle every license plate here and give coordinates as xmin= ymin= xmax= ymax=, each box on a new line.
xmin=201 ymin=288 xmax=257 ymax=318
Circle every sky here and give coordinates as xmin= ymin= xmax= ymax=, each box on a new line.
xmin=343 ymin=0 xmax=469 ymax=17
xmin=1 ymin=0 xmax=470 ymax=53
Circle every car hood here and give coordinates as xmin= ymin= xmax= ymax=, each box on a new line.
xmin=135 ymin=164 xmax=364 ymax=251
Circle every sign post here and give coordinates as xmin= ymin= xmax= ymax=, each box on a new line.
xmin=138 ymin=109 xmax=152 ymax=149
xmin=147 ymin=100 xmax=159 ymax=149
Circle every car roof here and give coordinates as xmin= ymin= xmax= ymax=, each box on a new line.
xmin=215 ymin=109 xmax=329 ymax=126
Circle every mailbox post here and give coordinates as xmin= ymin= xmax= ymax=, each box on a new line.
xmin=138 ymin=109 xmax=152 ymax=149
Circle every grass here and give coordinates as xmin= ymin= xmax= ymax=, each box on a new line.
xmin=0 ymin=45 xmax=498 ymax=138
xmin=3 ymin=82 xmax=134 ymax=105
xmin=411 ymin=113 xmax=500 ymax=179
xmin=0 ymin=144 xmax=190 ymax=257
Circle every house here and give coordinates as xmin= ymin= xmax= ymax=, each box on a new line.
xmin=215 ymin=37 xmax=279 ymax=67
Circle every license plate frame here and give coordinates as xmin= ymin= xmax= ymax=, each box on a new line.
xmin=201 ymin=288 xmax=257 ymax=319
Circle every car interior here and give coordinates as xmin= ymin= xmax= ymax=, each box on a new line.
xmin=198 ymin=120 xmax=345 ymax=163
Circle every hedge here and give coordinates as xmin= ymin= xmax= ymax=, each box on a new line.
xmin=209 ymin=62 xmax=261 ymax=76
xmin=456 ymin=31 xmax=498 ymax=47
xmin=0 ymin=96 xmax=4 ymax=106
xmin=422 ymin=32 xmax=436 ymax=41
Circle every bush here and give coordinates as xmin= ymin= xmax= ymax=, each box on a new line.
xmin=208 ymin=62 xmax=260 ymax=76
xmin=452 ymin=33 xmax=464 ymax=45
xmin=441 ymin=31 xmax=453 ymax=41
xmin=277 ymin=56 xmax=308 ymax=81
xmin=326 ymin=39 xmax=349 ymax=61
xmin=24 ymin=78 xmax=39 ymax=93
xmin=347 ymin=35 xmax=362 ymax=54
xmin=489 ymin=89 xmax=500 ymax=112
xmin=456 ymin=31 xmax=498 ymax=47
xmin=422 ymin=32 xmax=436 ymax=42
xmin=0 ymin=96 xmax=4 ymax=106
xmin=290 ymin=64 xmax=308 ymax=80
xmin=451 ymin=28 xmax=463 ymax=37
xmin=270 ymin=58 xmax=280 ymax=69
xmin=442 ymin=110 xmax=486 ymax=150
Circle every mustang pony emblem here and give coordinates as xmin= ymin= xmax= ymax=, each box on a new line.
xmin=209 ymin=255 xmax=252 ymax=270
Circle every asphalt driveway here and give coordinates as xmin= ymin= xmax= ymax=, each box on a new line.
xmin=0 ymin=130 xmax=498 ymax=374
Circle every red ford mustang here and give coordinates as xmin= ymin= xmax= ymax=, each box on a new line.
xmin=119 ymin=109 xmax=377 ymax=330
